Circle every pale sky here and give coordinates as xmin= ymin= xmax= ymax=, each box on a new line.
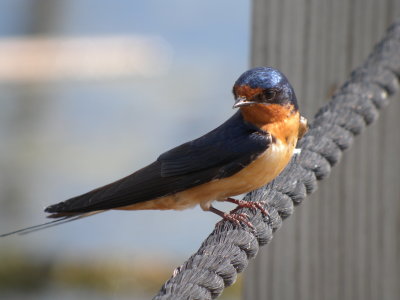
xmin=0 ymin=0 xmax=251 ymax=261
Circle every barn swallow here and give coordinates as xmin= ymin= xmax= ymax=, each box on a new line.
xmin=1 ymin=67 xmax=308 ymax=236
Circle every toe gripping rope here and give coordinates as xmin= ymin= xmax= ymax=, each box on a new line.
xmin=153 ymin=19 xmax=400 ymax=300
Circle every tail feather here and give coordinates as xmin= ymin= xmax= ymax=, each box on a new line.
xmin=0 ymin=211 xmax=104 ymax=237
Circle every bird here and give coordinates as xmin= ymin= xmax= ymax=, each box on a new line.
xmin=1 ymin=67 xmax=308 ymax=237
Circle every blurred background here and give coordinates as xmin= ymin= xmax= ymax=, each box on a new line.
xmin=0 ymin=1 xmax=251 ymax=299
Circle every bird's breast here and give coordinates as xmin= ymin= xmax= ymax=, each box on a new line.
xmin=194 ymin=137 xmax=296 ymax=210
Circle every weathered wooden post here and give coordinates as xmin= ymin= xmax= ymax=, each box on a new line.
xmin=245 ymin=1 xmax=400 ymax=299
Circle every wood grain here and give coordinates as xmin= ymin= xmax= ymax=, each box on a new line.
xmin=244 ymin=1 xmax=400 ymax=299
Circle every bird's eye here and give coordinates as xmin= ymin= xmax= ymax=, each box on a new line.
xmin=264 ymin=90 xmax=276 ymax=100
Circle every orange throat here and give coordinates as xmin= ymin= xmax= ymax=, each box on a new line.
xmin=240 ymin=103 xmax=295 ymax=125
xmin=240 ymin=103 xmax=299 ymax=141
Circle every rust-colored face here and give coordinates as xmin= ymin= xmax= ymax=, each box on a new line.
xmin=232 ymin=81 xmax=297 ymax=110
xmin=233 ymin=85 xmax=263 ymax=100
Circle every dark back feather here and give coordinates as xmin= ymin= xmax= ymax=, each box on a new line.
xmin=45 ymin=112 xmax=271 ymax=215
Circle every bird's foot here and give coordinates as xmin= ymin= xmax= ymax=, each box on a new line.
xmin=222 ymin=212 xmax=254 ymax=229
xmin=224 ymin=197 xmax=269 ymax=217
xmin=209 ymin=206 xmax=254 ymax=229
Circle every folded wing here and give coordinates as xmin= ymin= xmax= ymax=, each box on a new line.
xmin=45 ymin=112 xmax=271 ymax=216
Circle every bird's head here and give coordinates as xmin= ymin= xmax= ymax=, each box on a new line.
xmin=232 ymin=67 xmax=298 ymax=110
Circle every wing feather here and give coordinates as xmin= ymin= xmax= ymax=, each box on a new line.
xmin=45 ymin=112 xmax=271 ymax=215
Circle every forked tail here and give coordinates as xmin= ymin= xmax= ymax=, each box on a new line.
xmin=0 ymin=211 xmax=104 ymax=237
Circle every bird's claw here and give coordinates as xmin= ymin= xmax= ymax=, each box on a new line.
xmin=226 ymin=198 xmax=269 ymax=217
xmin=218 ymin=211 xmax=255 ymax=230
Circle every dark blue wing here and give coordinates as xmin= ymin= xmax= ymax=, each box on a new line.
xmin=158 ymin=112 xmax=270 ymax=177
xmin=45 ymin=112 xmax=271 ymax=215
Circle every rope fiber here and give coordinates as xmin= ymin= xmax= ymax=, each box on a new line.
xmin=153 ymin=19 xmax=400 ymax=300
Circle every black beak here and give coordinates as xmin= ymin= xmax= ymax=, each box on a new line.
xmin=232 ymin=97 xmax=257 ymax=109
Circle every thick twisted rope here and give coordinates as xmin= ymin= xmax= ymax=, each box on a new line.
xmin=153 ymin=19 xmax=400 ymax=300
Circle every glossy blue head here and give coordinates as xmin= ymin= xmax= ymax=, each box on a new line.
xmin=232 ymin=67 xmax=298 ymax=110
